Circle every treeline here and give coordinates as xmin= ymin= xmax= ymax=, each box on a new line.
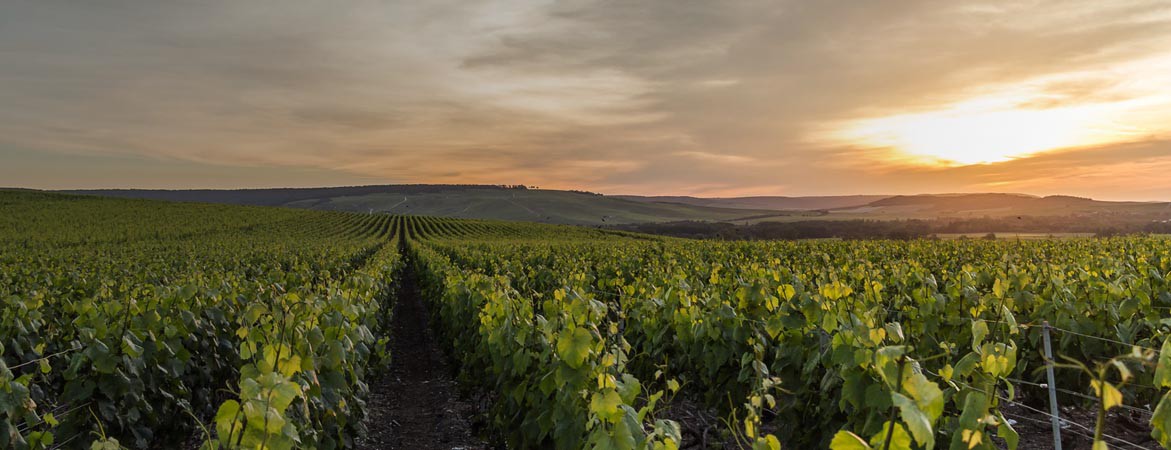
xmin=611 ymin=215 xmax=1171 ymax=240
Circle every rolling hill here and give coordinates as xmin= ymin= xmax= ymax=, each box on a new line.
xmin=64 ymin=186 xmax=1170 ymax=227
xmin=66 ymin=185 xmax=779 ymax=225
xmin=615 ymin=194 xmax=888 ymax=211
xmin=825 ymin=193 xmax=1171 ymax=219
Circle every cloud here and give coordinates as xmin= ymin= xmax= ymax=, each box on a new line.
xmin=0 ymin=0 xmax=1169 ymax=200
xmin=673 ymin=151 xmax=756 ymax=165
xmin=817 ymin=139 xmax=1171 ymax=200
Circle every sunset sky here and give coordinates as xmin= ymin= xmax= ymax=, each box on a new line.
xmin=2 ymin=1 xmax=1170 ymax=200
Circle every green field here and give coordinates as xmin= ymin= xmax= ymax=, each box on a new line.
xmin=67 ymin=186 xmax=779 ymax=226
xmin=67 ymin=187 xmax=1171 ymax=229
xmin=4 ymin=191 xmax=1171 ymax=450
xmin=934 ymin=232 xmax=1096 ymax=240
xmin=291 ymin=189 xmax=778 ymax=225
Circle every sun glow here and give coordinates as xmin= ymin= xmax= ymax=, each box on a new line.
xmin=836 ymin=101 xmax=1128 ymax=165
xmin=829 ymin=52 xmax=1171 ymax=166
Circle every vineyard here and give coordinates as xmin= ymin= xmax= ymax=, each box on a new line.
xmin=3 ymin=190 xmax=1171 ymax=449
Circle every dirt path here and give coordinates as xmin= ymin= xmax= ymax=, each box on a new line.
xmin=387 ymin=196 xmax=409 ymax=211
xmin=358 ymin=264 xmax=485 ymax=450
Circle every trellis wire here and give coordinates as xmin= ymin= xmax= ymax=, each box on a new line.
xmin=4 ymin=348 xmax=79 ymax=371
xmin=922 ymin=368 xmax=1154 ymax=450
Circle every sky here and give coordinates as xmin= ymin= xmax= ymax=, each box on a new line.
xmin=2 ymin=0 xmax=1171 ymax=200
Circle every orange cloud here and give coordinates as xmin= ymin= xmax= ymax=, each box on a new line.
xmin=1 ymin=0 xmax=1169 ymax=201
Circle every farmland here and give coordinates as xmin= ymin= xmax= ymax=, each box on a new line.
xmin=65 ymin=186 xmax=780 ymax=226
xmin=65 ymin=186 xmax=1171 ymax=230
xmin=4 ymin=190 xmax=1171 ymax=450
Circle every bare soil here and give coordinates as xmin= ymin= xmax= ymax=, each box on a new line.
xmin=357 ymin=268 xmax=486 ymax=450
xmin=996 ymin=400 xmax=1159 ymax=450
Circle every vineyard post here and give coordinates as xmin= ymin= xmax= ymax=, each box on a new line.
xmin=1042 ymin=320 xmax=1063 ymax=450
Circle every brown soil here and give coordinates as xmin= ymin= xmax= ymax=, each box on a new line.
xmin=357 ymin=268 xmax=486 ymax=450
xmin=996 ymin=400 xmax=1159 ymax=450
xmin=659 ymin=397 xmax=725 ymax=449
xmin=658 ymin=397 xmax=785 ymax=450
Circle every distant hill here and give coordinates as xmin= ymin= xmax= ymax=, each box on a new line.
xmin=67 ymin=185 xmax=778 ymax=226
xmin=64 ymin=186 xmax=1170 ymax=227
xmin=615 ymin=195 xmax=887 ymax=211
xmin=830 ymin=193 xmax=1169 ymax=219
xmin=70 ymin=184 xmax=496 ymax=207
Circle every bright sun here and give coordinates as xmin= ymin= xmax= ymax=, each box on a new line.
xmin=835 ymin=100 xmax=1122 ymax=165
xmin=825 ymin=57 xmax=1171 ymax=167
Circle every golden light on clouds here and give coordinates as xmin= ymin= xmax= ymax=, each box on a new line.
xmin=3 ymin=1 xmax=1171 ymax=199
xmin=837 ymin=102 xmax=1115 ymax=165
xmin=830 ymin=51 xmax=1171 ymax=166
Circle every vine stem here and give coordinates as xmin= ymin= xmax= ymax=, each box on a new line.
xmin=882 ymin=357 xmax=906 ymax=450
xmin=1093 ymin=367 xmax=1107 ymax=448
